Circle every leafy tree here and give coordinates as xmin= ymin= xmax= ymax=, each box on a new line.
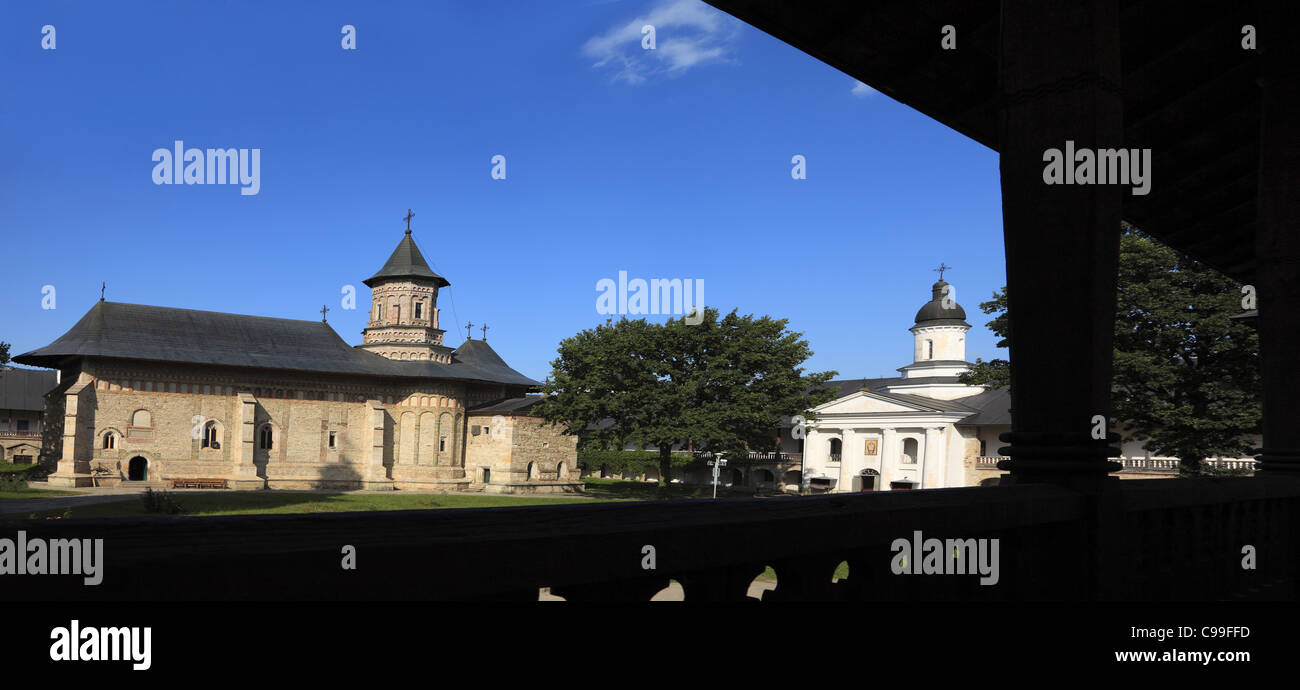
xmin=535 ymin=307 xmax=837 ymax=484
xmin=0 ymin=341 xmax=10 ymax=367
xmin=958 ymin=226 xmax=1260 ymax=471
xmin=1111 ymin=228 xmax=1259 ymax=471
xmin=957 ymin=288 xmax=1009 ymax=388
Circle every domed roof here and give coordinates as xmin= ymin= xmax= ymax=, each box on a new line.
xmin=913 ymin=279 xmax=970 ymax=326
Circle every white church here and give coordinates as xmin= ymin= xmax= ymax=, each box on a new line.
xmin=797 ymin=276 xmax=1010 ymax=492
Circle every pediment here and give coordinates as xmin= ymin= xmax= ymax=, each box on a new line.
xmin=813 ymin=391 xmax=932 ymax=415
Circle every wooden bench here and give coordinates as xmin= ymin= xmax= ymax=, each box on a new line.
xmin=171 ymin=478 xmax=228 ymax=489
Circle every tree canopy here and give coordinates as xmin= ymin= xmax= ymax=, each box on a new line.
xmin=959 ymin=226 xmax=1260 ymax=471
xmin=533 ymin=307 xmax=838 ymax=483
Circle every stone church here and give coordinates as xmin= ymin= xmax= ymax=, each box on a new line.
xmin=15 ymin=224 xmax=579 ymax=493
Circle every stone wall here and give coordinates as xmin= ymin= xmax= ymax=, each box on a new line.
xmin=466 ymin=414 xmax=579 ymax=493
xmin=43 ymin=357 xmax=529 ymax=490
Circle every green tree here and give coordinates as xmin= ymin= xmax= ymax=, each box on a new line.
xmin=957 ymin=288 xmax=1009 ymax=388
xmin=959 ymin=226 xmax=1260 ymax=471
xmin=0 ymin=341 xmax=10 ymax=367
xmin=534 ymin=307 xmax=838 ymax=484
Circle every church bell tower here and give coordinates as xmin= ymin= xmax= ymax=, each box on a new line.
xmin=357 ymin=212 xmax=454 ymax=363
xmin=903 ymin=266 xmax=972 ymax=378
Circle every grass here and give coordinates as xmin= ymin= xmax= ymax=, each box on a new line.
xmin=0 ymin=463 xmax=74 ymax=498
xmin=17 ymin=490 xmax=609 ymax=520
xmin=0 ymin=487 xmax=81 ymax=499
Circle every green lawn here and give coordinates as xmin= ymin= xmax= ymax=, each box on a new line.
xmin=18 ymin=491 xmax=608 ymax=520
xmin=0 ymin=487 xmax=82 ymax=499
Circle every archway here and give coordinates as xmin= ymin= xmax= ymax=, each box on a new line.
xmin=128 ymin=456 xmax=148 ymax=481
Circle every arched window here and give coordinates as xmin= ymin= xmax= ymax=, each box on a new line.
xmin=527 ymin=461 xmax=538 ymax=480
xmin=201 ymin=421 xmax=221 ymax=449
xmin=557 ymin=461 xmax=568 ymax=480
xmin=102 ymin=431 xmax=116 ymax=449
xmin=259 ymin=424 xmax=274 ymax=450
xmin=829 ymin=437 xmax=842 ymax=461
xmin=131 ymin=409 xmax=152 ymax=427
xmin=902 ymin=438 xmax=918 ymax=463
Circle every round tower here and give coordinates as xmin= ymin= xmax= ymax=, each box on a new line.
xmin=906 ymin=278 xmax=971 ymax=375
xmin=358 ymin=226 xmax=454 ymax=363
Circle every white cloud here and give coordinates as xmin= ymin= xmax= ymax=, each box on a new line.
xmin=582 ymin=0 xmax=740 ymax=84
xmin=851 ymin=80 xmax=877 ymax=98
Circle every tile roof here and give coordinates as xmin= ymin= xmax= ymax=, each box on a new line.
xmin=14 ymin=302 xmax=538 ymax=387
xmin=0 ymin=368 xmax=57 ymax=411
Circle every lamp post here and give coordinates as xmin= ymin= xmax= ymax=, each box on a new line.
xmin=707 ymin=452 xmax=728 ymax=498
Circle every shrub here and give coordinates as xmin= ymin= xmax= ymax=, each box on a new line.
xmin=140 ymin=488 xmax=185 ymax=515
xmin=0 ymin=472 xmax=30 ymax=492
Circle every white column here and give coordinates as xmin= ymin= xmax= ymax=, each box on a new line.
xmin=838 ymin=428 xmax=857 ymax=492
xmin=922 ymin=426 xmax=945 ymax=488
xmin=879 ymin=427 xmax=897 ymax=490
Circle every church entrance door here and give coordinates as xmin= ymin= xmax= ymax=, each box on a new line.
xmin=128 ymin=456 xmax=148 ymax=481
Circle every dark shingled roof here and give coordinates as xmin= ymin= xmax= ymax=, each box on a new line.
xmin=467 ymin=395 xmax=545 ymax=415
xmin=953 ymin=387 xmax=1012 ymax=426
xmin=13 ymin=302 xmax=539 ymax=387
xmin=363 ymin=231 xmax=450 ymax=288
xmin=0 ymin=368 xmax=57 ymax=411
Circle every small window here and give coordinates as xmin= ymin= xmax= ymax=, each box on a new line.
xmin=103 ymin=432 xmax=115 ymax=449
xmin=394 ymin=305 xmax=400 ymax=322
xmin=201 ymin=421 xmax=220 ymax=449
xmin=415 ymin=302 xmax=424 ymax=319
xmin=979 ymin=439 xmax=987 ymax=456
xmin=482 ymin=468 xmax=490 ymax=483
xmin=377 ymin=303 xmax=384 ymax=320
xmin=328 ymin=431 xmax=337 ymax=449
xmin=16 ymin=420 xmax=30 ymax=432
xmin=439 ymin=436 xmax=447 ymax=452
xmin=926 ymin=340 xmax=934 ymax=360
xmin=259 ymin=425 xmax=274 ymax=450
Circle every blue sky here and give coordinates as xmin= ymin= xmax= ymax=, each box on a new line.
xmin=0 ymin=0 xmax=1006 ymax=383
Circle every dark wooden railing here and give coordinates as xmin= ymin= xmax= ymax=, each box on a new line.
xmin=4 ymin=476 xmax=1297 ymax=601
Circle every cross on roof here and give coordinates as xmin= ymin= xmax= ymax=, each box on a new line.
xmin=321 ymin=305 xmax=329 ymax=322
xmin=403 ymin=209 xmax=414 ymax=234
xmin=465 ymin=321 xmax=473 ymax=339
xmin=481 ymin=323 xmax=489 ymax=341
xmin=934 ymin=262 xmax=952 ymax=281
xmin=100 ymin=282 xmax=106 ymax=302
